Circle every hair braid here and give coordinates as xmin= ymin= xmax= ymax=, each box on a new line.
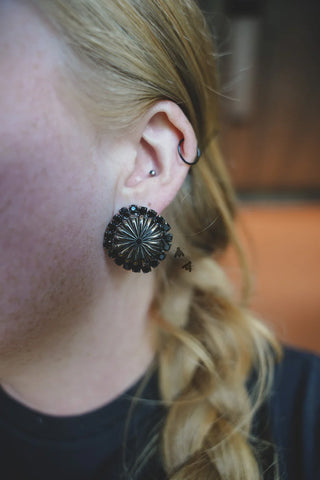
xmin=152 ymin=252 xmax=280 ymax=479
xmin=150 ymin=135 xmax=281 ymax=479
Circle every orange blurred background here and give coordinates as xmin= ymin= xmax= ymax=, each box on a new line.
xmin=199 ymin=0 xmax=320 ymax=354
xmin=221 ymin=204 xmax=320 ymax=354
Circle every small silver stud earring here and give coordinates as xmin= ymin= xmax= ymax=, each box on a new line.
xmin=149 ymin=170 xmax=156 ymax=177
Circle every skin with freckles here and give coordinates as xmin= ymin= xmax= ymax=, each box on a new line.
xmin=0 ymin=0 xmax=195 ymax=414
xmin=0 ymin=0 xmax=117 ymax=354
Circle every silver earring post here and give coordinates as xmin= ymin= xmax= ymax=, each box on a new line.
xmin=149 ymin=170 xmax=156 ymax=177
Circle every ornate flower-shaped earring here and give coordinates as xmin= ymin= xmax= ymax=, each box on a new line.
xmin=103 ymin=205 xmax=173 ymax=273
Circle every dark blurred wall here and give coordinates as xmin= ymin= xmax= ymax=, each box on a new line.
xmin=198 ymin=0 xmax=320 ymax=194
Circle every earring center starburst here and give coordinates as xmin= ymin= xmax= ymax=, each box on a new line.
xmin=103 ymin=205 xmax=172 ymax=273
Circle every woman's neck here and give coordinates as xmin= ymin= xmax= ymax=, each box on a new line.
xmin=0 ymin=272 xmax=156 ymax=416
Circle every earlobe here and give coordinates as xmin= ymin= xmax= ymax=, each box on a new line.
xmin=121 ymin=101 xmax=198 ymax=214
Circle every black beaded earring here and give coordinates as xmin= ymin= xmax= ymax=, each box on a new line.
xmin=103 ymin=205 xmax=173 ymax=273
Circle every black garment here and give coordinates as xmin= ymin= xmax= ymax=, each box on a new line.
xmin=0 ymin=346 xmax=319 ymax=480
xmin=268 ymin=347 xmax=320 ymax=479
xmin=0 ymin=372 xmax=165 ymax=480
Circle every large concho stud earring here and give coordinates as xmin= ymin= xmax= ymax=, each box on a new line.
xmin=103 ymin=205 xmax=173 ymax=273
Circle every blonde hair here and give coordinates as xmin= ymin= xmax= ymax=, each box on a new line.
xmin=32 ymin=1 xmax=282 ymax=478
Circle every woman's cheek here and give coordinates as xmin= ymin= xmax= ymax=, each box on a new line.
xmin=0 ymin=0 xmax=117 ymax=359
xmin=0 ymin=142 xmax=111 ymax=352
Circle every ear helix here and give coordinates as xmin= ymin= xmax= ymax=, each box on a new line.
xmin=178 ymin=138 xmax=201 ymax=165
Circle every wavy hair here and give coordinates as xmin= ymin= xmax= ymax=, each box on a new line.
xmin=31 ymin=1 xmax=282 ymax=478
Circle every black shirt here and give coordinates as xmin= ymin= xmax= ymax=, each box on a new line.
xmin=0 ymin=346 xmax=319 ymax=480
xmin=268 ymin=347 xmax=320 ymax=479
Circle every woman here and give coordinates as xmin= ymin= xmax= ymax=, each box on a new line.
xmin=0 ymin=1 xmax=319 ymax=479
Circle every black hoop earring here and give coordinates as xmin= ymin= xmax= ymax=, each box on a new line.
xmin=103 ymin=205 xmax=173 ymax=273
xmin=178 ymin=138 xmax=201 ymax=166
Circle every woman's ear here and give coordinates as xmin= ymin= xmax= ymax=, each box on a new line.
xmin=119 ymin=100 xmax=198 ymax=214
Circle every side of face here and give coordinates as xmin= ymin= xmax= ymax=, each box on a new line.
xmin=0 ymin=0 xmax=121 ymax=359
xmin=0 ymin=0 xmax=196 ymax=368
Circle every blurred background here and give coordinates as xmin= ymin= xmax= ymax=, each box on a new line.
xmin=198 ymin=0 xmax=320 ymax=353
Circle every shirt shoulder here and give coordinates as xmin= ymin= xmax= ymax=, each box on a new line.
xmin=269 ymin=345 xmax=320 ymax=480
